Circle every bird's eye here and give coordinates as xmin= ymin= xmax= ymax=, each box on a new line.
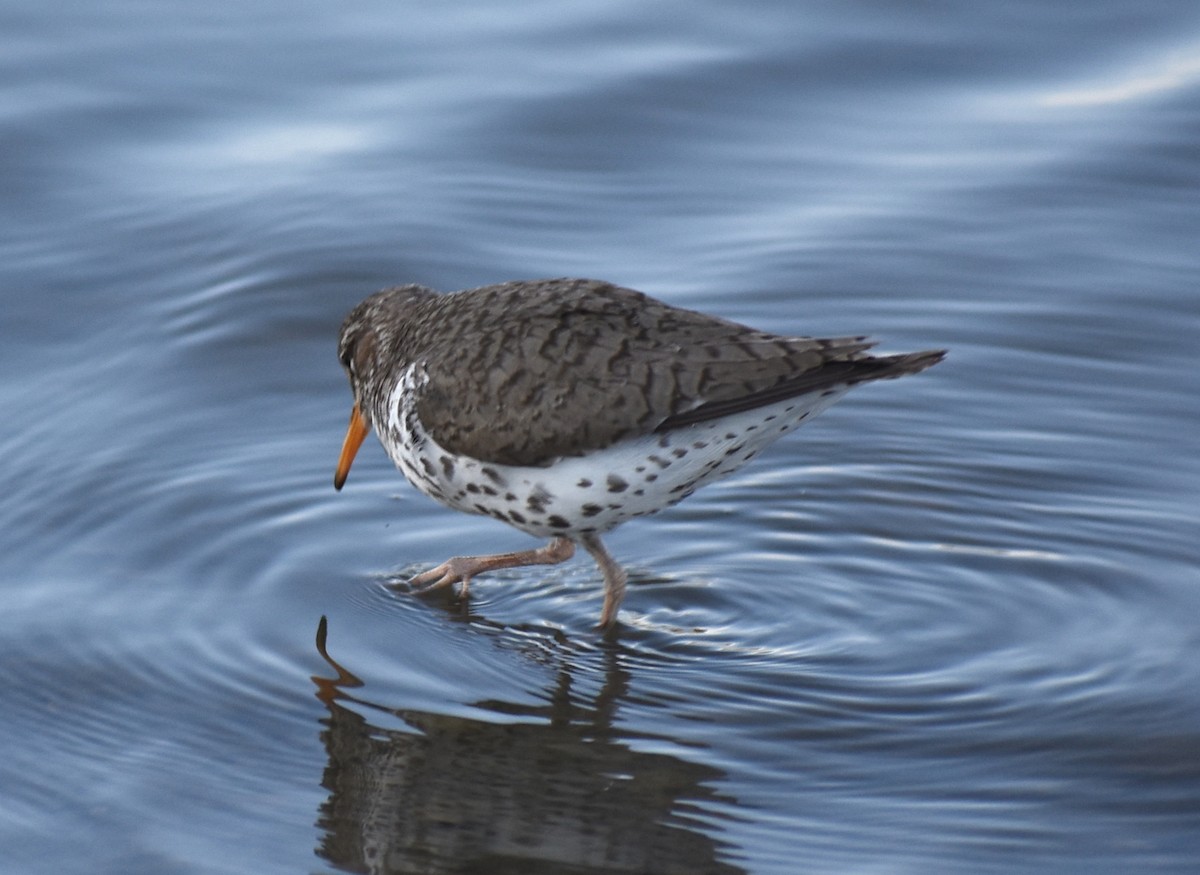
xmin=353 ymin=332 xmax=377 ymax=376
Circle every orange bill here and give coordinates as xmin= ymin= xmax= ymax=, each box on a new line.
xmin=334 ymin=404 xmax=370 ymax=491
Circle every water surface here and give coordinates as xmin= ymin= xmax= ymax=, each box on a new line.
xmin=3 ymin=1 xmax=1199 ymax=872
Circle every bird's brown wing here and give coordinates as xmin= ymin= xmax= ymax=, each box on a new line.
xmin=411 ymin=279 xmax=935 ymax=466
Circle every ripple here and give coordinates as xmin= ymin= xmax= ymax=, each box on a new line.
xmin=5 ymin=0 xmax=1200 ymax=870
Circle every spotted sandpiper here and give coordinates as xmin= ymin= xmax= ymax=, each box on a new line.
xmin=334 ymin=278 xmax=944 ymax=628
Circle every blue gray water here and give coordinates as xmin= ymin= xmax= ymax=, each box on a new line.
xmin=3 ymin=2 xmax=1199 ymax=873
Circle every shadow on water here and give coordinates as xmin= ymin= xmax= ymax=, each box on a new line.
xmin=310 ymin=617 xmax=746 ymax=875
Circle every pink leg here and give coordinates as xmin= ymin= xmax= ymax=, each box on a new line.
xmin=580 ymin=534 xmax=628 ymax=629
xmin=408 ymin=536 xmax=576 ymax=596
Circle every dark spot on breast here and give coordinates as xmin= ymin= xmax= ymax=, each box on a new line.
xmin=581 ymin=503 xmax=603 ymax=518
xmin=481 ymin=485 xmax=498 ymax=496
xmin=633 ymin=488 xmax=644 ymax=496
xmin=606 ymin=474 xmax=628 ymax=493
xmin=481 ymin=466 xmax=505 ymax=486
xmin=509 ymin=510 xmax=527 ymax=524
xmin=527 ymin=488 xmax=552 ymax=514
xmin=420 ymin=457 xmax=437 ymax=477
xmin=440 ymin=456 xmax=456 ymax=478
xmin=644 ymin=473 xmax=658 ymax=482
xmin=692 ymin=440 xmax=709 ymax=450
xmin=764 ymin=415 xmax=777 ymax=423
xmin=671 ymin=447 xmax=687 ymax=458
xmin=577 ymin=478 xmax=593 ymax=488
xmin=724 ymin=432 xmax=737 ymax=440
xmin=472 ymin=503 xmax=488 ymax=513
xmin=547 ymin=514 xmax=571 ymax=529
xmin=724 ymin=443 xmax=746 ymax=457
xmin=466 ymin=483 xmax=480 ymax=494
xmin=505 ymin=492 xmax=517 ymax=502
xmin=648 ymin=454 xmax=671 ymax=469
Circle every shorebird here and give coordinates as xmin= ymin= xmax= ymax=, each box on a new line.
xmin=334 ymin=278 xmax=943 ymax=627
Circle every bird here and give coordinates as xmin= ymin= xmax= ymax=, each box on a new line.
xmin=334 ymin=277 xmax=944 ymax=628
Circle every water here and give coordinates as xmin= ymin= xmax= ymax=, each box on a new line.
xmin=3 ymin=1 xmax=1199 ymax=872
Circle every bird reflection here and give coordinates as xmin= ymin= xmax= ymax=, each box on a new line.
xmin=311 ymin=616 xmax=745 ymax=875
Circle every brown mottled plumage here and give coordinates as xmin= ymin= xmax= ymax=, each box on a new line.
xmin=335 ymin=278 xmax=944 ymax=627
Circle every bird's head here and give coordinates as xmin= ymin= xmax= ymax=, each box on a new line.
xmin=334 ymin=284 xmax=437 ymax=490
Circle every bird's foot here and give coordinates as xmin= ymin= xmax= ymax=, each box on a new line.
xmin=408 ymin=557 xmax=483 ymax=594
xmin=407 ymin=537 xmax=577 ymax=598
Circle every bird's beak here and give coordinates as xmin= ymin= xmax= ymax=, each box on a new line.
xmin=334 ymin=404 xmax=370 ymax=491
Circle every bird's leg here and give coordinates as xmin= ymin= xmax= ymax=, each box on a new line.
xmin=580 ymin=533 xmax=628 ymax=629
xmin=408 ymin=536 xmax=576 ymax=596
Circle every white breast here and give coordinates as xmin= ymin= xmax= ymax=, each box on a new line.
xmin=381 ymin=364 xmax=849 ymax=539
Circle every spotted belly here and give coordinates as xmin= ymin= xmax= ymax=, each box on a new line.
xmin=381 ymin=369 xmax=848 ymax=539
